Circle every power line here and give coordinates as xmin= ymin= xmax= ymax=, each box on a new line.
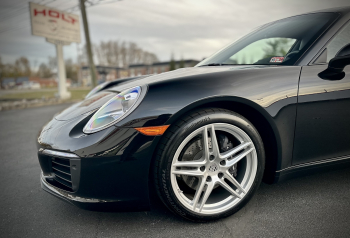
xmin=0 ymin=0 xmax=123 ymax=36
xmin=64 ymin=0 xmax=98 ymax=13
xmin=0 ymin=0 xmax=58 ymax=35
xmin=0 ymin=6 xmax=29 ymax=22
xmin=64 ymin=3 xmax=80 ymax=12
xmin=49 ymin=0 xmax=76 ymax=10
xmin=0 ymin=1 xmax=45 ymax=25
xmin=0 ymin=15 xmax=31 ymax=35
xmin=0 ymin=0 xmax=56 ymax=22
xmin=65 ymin=0 xmax=122 ymax=12
xmin=0 ymin=0 xmax=29 ymax=12
xmin=0 ymin=24 xmax=30 ymax=36
xmin=90 ymin=0 xmax=122 ymax=7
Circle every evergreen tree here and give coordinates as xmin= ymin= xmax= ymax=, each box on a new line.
xmin=179 ymin=57 xmax=185 ymax=68
xmin=169 ymin=53 xmax=176 ymax=71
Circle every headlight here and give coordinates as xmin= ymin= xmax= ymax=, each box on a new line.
xmin=85 ymin=82 xmax=108 ymax=99
xmin=83 ymin=86 xmax=142 ymax=134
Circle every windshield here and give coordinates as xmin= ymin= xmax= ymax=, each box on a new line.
xmin=197 ymin=13 xmax=338 ymax=66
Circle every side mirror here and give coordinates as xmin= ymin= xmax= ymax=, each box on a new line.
xmin=318 ymin=43 xmax=350 ymax=80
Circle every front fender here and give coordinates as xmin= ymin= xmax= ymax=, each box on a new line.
xmin=114 ymin=66 xmax=301 ymax=174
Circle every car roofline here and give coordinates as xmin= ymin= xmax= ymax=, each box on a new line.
xmin=304 ymin=6 xmax=350 ymax=14
xmin=253 ymin=7 xmax=349 ymax=33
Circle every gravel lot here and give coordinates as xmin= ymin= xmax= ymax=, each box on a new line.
xmin=1 ymin=104 xmax=350 ymax=238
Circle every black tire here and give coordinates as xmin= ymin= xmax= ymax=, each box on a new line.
xmin=153 ymin=108 xmax=265 ymax=222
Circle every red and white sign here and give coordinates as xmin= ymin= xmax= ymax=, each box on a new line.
xmin=270 ymin=57 xmax=284 ymax=63
xmin=29 ymin=2 xmax=81 ymax=43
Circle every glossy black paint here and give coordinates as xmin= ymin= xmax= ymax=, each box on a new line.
xmin=38 ymin=119 xmax=157 ymax=209
xmin=112 ymin=65 xmax=301 ymax=173
xmin=37 ymin=7 xmax=350 ymax=210
xmin=293 ymin=64 xmax=350 ymax=164
xmin=85 ymin=75 xmax=152 ymax=99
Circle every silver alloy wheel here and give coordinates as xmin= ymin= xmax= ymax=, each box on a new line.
xmin=170 ymin=123 xmax=258 ymax=215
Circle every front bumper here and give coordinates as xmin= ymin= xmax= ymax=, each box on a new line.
xmin=37 ymin=124 xmax=159 ymax=211
xmin=41 ymin=172 xmax=105 ymax=204
xmin=40 ymin=171 xmax=150 ymax=211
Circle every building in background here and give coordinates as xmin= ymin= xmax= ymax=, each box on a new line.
xmin=1 ymin=78 xmax=16 ymax=89
xmin=0 ymin=77 xmax=68 ymax=89
xmin=80 ymin=65 xmax=122 ymax=86
xmin=1 ymin=60 xmax=199 ymax=88
xmin=80 ymin=59 xmax=199 ymax=86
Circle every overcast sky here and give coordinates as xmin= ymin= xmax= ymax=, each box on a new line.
xmin=0 ymin=0 xmax=349 ymax=67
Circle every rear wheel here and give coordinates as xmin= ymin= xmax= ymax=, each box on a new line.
xmin=154 ymin=108 xmax=265 ymax=222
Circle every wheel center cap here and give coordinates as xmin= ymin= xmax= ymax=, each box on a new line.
xmin=208 ymin=163 xmax=219 ymax=173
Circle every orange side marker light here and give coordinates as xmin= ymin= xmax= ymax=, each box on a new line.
xmin=135 ymin=125 xmax=170 ymax=136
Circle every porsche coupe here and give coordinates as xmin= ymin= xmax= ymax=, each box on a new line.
xmin=37 ymin=7 xmax=350 ymax=222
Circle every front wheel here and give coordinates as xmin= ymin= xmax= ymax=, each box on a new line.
xmin=153 ymin=108 xmax=265 ymax=222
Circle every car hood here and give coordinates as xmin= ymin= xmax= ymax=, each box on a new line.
xmin=56 ymin=65 xmax=272 ymax=121
xmin=108 ymin=65 xmax=272 ymax=93
xmin=55 ymin=91 xmax=117 ymax=121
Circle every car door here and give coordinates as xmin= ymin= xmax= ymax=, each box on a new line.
xmin=292 ymin=21 xmax=350 ymax=165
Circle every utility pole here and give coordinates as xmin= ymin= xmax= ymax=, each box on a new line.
xmin=80 ymin=0 xmax=97 ymax=87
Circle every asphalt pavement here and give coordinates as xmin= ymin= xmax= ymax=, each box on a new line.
xmin=1 ymin=104 xmax=350 ymax=238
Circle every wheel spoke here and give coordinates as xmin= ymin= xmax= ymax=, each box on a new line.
xmin=192 ymin=177 xmax=206 ymax=211
xmin=202 ymin=126 xmax=210 ymax=161
xmin=172 ymin=169 xmax=204 ymax=177
xmin=226 ymin=147 xmax=254 ymax=168
xmin=224 ymin=172 xmax=246 ymax=194
xmin=173 ymin=160 xmax=206 ymax=168
xmin=209 ymin=124 xmax=220 ymax=156
xmin=199 ymin=182 xmax=215 ymax=212
xmin=220 ymin=142 xmax=252 ymax=159
xmin=170 ymin=122 xmax=258 ymax=215
xmin=219 ymin=180 xmax=242 ymax=199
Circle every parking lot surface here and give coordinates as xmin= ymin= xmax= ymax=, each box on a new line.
xmin=1 ymin=104 xmax=350 ymax=238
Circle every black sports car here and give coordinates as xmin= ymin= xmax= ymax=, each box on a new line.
xmin=37 ymin=7 xmax=350 ymax=222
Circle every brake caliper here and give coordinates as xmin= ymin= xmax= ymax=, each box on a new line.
xmin=217 ymin=133 xmax=237 ymax=177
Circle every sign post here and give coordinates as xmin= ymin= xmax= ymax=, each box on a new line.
xmin=46 ymin=39 xmax=71 ymax=99
xmin=29 ymin=2 xmax=81 ymax=100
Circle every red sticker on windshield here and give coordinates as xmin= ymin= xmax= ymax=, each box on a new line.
xmin=270 ymin=57 xmax=284 ymax=63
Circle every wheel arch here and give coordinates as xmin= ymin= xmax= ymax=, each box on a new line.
xmin=156 ymin=96 xmax=282 ymax=184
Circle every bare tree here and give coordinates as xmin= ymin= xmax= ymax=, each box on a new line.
xmin=78 ymin=44 xmax=88 ymax=66
xmin=65 ymin=59 xmax=78 ymax=82
xmin=0 ymin=56 xmax=32 ymax=78
xmin=37 ymin=63 xmax=52 ymax=78
xmin=15 ymin=57 xmax=31 ymax=76
xmin=93 ymin=40 xmax=158 ymax=68
xmin=48 ymin=56 xmax=56 ymax=72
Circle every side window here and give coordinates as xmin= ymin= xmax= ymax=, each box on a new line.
xmin=327 ymin=22 xmax=350 ymax=62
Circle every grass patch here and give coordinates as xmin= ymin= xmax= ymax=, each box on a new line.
xmin=69 ymin=89 xmax=91 ymax=100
